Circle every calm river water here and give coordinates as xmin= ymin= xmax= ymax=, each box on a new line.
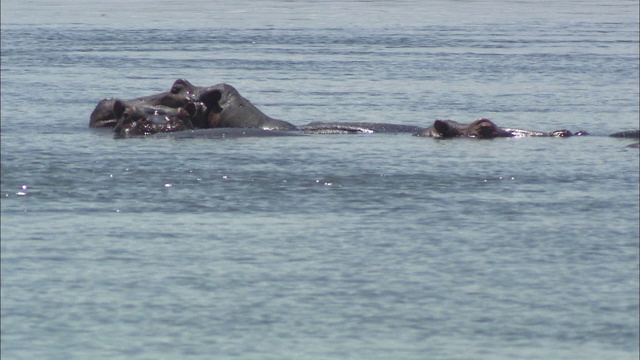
xmin=1 ymin=1 xmax=639 ymax=359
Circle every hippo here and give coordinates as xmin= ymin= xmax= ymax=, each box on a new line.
xmin=91 ymin=79 xmax=638 ymax=145
xmin=112 ymin=100 xmax=197 ymax=137
xmin=415 ymin=118 xmax=587 ymax=139
xmin=104 ymin=79 xmax=302 ymax=137
xmin=90 ymin=79 xmax=296 ymax=131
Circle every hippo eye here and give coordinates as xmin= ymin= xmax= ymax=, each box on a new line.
xmin=170 ymin=86 xmax=180 ymax=94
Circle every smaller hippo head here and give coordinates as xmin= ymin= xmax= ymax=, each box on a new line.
xmin=431 ymin=118 xmax=510 ymax=139
xmin=464 ymin=118 xmax=513 ymax=138
xmin=548 ymin=129 xmax=573 ymax=137
xmin=113 ymin=101 xmax=197 ymax=137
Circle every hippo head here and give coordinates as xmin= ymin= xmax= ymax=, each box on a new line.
xmin=428 ymin=118 xmax=513 ymax=139
xmin=89 ymin=81 xmax=199 ymax=128
xmin=113 ymin=100 xmax=197 ymax=137
xmin=174 ymin=82 xmax=282 ymax=130
xmin=167 ymin=79 xmax=223 ymax=128
xmin=548 ymin=129 xmax=574 ymax=137
xmin=90 ymin=98 xmax=119 ymax=128
xmin=464 ymin=118 xmax=513 ymax=138
xmin=196 ymin=83 xmax=296 ymax=130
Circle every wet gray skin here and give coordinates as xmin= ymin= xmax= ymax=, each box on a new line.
xmin=112 ymin=100 xmax=196 ymax=137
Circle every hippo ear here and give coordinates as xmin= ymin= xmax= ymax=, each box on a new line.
xmin=113 ymin=100 xmax=126 ymax=117
xmin=433 ymin=120 xmax=452 ymax=135
xmin=199 ymin=89 xmax=223 ymax=112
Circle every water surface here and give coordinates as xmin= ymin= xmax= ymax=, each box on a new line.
xmin=1 ymin=1 xmax=639 ymax=359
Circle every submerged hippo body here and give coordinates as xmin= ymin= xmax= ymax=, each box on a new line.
xmin=609 ymin=129 xmax=640 ymax=148
xmin=157 ymin=128 xmax=305 ymax=139
xmin=415 ymin=118 xmax=585 ymax=139
xmin=609 ymin=130 xmax=640 ymax=138
xmin=297 ymin=122 xmax=426 ymax=134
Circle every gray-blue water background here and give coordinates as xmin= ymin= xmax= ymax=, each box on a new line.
xmin=1 ymin=1 xmax=639 ymax=359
